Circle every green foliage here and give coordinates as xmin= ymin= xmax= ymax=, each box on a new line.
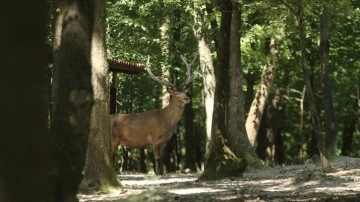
xmin=107 ymin=0 xmax=205 ymax=171
xmin=106 ymin=0 xmax=360 ymax=171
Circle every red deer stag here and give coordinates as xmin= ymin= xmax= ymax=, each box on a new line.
xmin=110 ymin=55 xmax=197 ymax=175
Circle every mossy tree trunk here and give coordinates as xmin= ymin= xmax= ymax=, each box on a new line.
xmin=81 ymin=0 xmax=120 ymax=191
xmin=200 ymin=0 xmax=253 ymax=180
xmin=51 ymin=0 xmax=95 ymax=200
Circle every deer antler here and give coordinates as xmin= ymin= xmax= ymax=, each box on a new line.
xmin=180 ymin=53 xmax=199 ymax=90
xmin=145 ymin=56 xmax=176 ymax=89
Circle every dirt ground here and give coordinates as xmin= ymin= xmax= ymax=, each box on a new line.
xmin=78 ymin=156 xmax=360 ymax=201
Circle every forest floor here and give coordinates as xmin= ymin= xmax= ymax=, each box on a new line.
xmin=78 ymin=156 xmax=360 ymax=201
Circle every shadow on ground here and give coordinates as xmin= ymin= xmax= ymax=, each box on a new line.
xmin=78 ymin=156 xmax=360 ymax=201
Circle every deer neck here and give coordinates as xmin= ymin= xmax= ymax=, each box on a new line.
xmin=162 ymin=96 xmax=185 ymax=126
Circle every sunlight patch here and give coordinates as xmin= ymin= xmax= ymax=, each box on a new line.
xmin=78 ymin=189 xmax=146 ymax=202
xmin=121 ymin=177 xmax=197 ymax=186
xmin=168 ymin=187 xmax=227 ymax=195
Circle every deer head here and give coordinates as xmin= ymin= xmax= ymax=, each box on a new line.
xmin=144 ymin=55 xmax=198 ymax=106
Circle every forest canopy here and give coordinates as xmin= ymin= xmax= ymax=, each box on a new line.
xmin=1 ymin=0 xmax=359 ymax=201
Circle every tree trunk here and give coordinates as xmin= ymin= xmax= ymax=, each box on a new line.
xmin=184 ymin=85 xmax=197 ymax=171
xmin=81 ymin=0 xmax=120 ymax=191
xmin=139 ymin=148 xmax=148 ymax=173
xmin=228 ymin=2 xmax=262 ymax=169
xmin=341 ymin=98 xmax=359 ymax=156
xmin=246 ymin=39 xmax=278 ymax=146
xmin=320 ymin=3 xmax=337 ymax=158
xmin=299 ymin=86 xmax=306 ymax=160
xmin=295 ymin=0 xmax=332 ymax=172
xmin=245 ymin=72 xmax=256 ymax=112
xmin=163 ymin=133 xmax=179 ymax=172
xmin=51 ymin=0 xmax=95 ymax=200
xmin=200 ymin=0 xmax=247 ymax=181
xmin=0 ymin=1 xmax=51 ymax=201
xmin=162 ymin=8 xmax=182 ymax=173
xmin=193 ymin=8 xmax=216 ymax=148
xmin=160 ymin=18 xmax=171 ymax=107
xmin=110 ymin=73 xmax=117 ymax=114
xmin=265 ymin=88 xmax=285 ymax=165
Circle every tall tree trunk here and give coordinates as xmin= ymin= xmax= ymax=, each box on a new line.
xmin=299 ymin=86 xmax=306 ymax=160
xmin=200 ymin=0 xmax=248 ymax=180
xmin=193 ymin=8 xmax=216 ymax=148
xmin=139 ymin=148 xmax=148 ymax=173
xmin=246 ymin=39 xmax=278 ymax=146
xmin=341 ymin=97 xmax=359 ymax=156
xmin=110 ymin=73 xmax=117 ymax=114
xmin=184 ymin=85 xmax=197 ymax=171
xmin=51 ymin=0 xmax=95 ymax=200
xmin=295 ymin=0 xmax=332 ymax=172
xmin=160 ymin=18 xmax=171 ymax=107
xmin=0 ymin=1 xmax=51 ymax=201
xmin=245 ymin=72 xmax=256 ymax=112
xmin=228 ymin=2 xmax=262 ymax=169
xmin=320 ymin=3 xmax=337 ymax=158
xmin=163 ymin=8 xmax=182 ymax=173
xmin=264 ymin=88 xmax=285 ymax=165
xmin=273 ymin=67 xmax=290 ymax=165
xmin=81 ymin=0 xmax=120 ymax=191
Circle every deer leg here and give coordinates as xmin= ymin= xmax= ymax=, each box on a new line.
xmin=153 ymin=143 xmax=165 ymax=175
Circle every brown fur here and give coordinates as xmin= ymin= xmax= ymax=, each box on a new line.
xmin=110 ymin=90 xmax=189 ymax=175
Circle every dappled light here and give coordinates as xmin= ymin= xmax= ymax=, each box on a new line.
xmin=78 ymin=157 xmax=360 ymax=201
xmin=4 ymin=0 xmax=359 ymax=200
xmin=168 ymin=187 xmax=227 ymax=195
xmin=120 ymin=174 xmax=197 ymax=186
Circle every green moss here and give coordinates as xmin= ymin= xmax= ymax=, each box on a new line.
xmin=243 ymin=152 xmax=263 ymax=170
xmin=199 ymin=135 xmax=247 ymax=180
xmin=79 ymin=167 xmax=121 ymax=194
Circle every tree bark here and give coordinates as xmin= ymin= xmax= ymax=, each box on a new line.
xmin=341 ymin=97 xmax=359 ymax=156
xmin=0 ymin=1 xmax=51 ymax=201
xmin=228 ymin=2 xmax=262 ymax=169
xmin=200 ymin=0 xmax=248 ymax=180
xmin=193 ymin=7 xmax=216 ymax=148
xmin=163 ymin=8 xmax=182 ymax=173
xmin=184 ymin=86 xmax=197 ymax=171
xmin=320 ymin=3 xmax=337 ymax=158
xmin=264 ymin=88 xmax=285 ymax=165
xmin=81 ymin=0 xmax=120 ymax=191
xmin=160 ymin=18 xmax=171 ymax=107
xmin=110 ymin=73 xmax=117 ymax=114
xmin=295 ymin=0 xmax=332 ymax=172
xmin=245 ymin=72 xmax=256 ymax=112
xmin=246 ymin=39 xmax=278 ymax=146
xmin=51 ymin=0 xmax=95 ymax=200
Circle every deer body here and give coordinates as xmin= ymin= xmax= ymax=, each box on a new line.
xmin=110 ymin=94 xmax=187 ymax=151
xmin=110 ymin=55 xmax=197 ymax=175
xmin=110 ymin=92 xmax=188 ymax=175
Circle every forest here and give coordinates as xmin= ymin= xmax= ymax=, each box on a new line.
xmin=1 ymin=0 xmax=359 ymax=201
